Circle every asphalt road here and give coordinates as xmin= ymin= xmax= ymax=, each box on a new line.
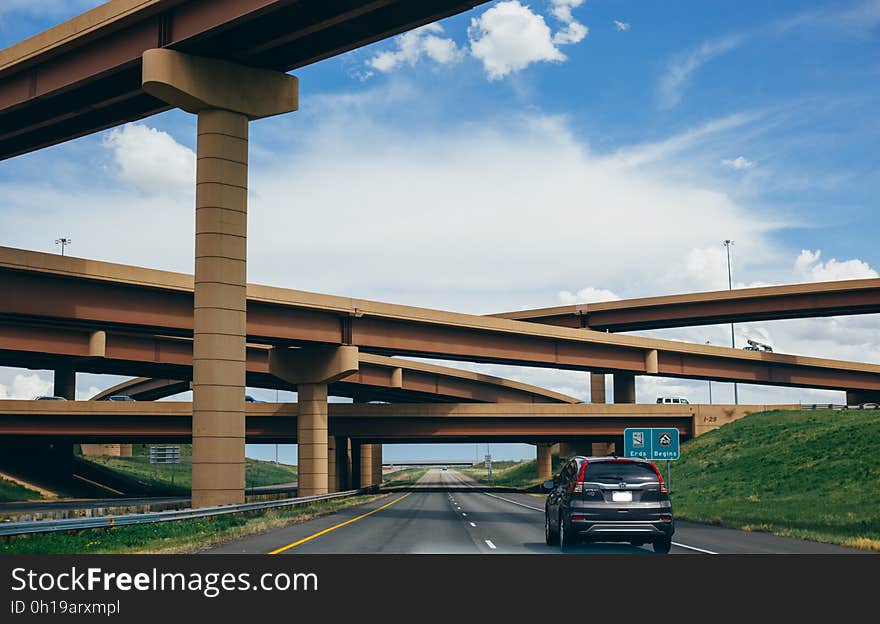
xmin=206 ymin=469 xmax=864 ymax=555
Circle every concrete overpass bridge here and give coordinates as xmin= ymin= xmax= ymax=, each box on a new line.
xmin=0 ymin=400 xmax=786 ymax=489
xmin=2 ymin=247 xmax=879 ymax=395
xmin=1 ymin=0 xmax=878 ymax=505
xmin=84 ymin=353 xmax=579 ymax=405
xmin=493 ymin=279 xmax=880 ymax=332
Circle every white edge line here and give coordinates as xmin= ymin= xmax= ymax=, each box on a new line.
xmin=482 ymin=491 xmax=543 ymax=512
xmin=484 ymin=540 xmax=496 ymax=549
xmin=672 ymin=541 xmax=718 ymax=555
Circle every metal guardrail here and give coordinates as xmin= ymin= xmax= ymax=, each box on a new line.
xmin=800 ymin=404 xmax=878 ymax=410
xmin=0 ymin=487 xmax=373 ymax=537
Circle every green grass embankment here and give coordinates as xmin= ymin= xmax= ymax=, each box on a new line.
xmin=671 ymin=409 xmax=880 ymax=550
xmin=83 ymin=444 xmax=298 ymax=494
xmin=460 ymin=458 xmax=563 ymax=489
xmin=382 ymin=467 xmax=430 ymax=487
xmin=1 ymin=494 xmax=383 ymax=554
xmin=0 ymin=476 xmax=44 ymax=502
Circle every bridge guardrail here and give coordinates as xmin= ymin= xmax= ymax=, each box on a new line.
xmin=0 ymin=487 xmax=375 ymax=537
xmin=800 ymin=404 xmax=878 ymax=410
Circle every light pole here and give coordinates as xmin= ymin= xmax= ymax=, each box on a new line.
xmin=705 ymin=341 xmax=713 ymax=404
xmin=55 ymin=237 xmax=72 ymax=256
xmin=722 ymin=239 xmax=739 ymax=404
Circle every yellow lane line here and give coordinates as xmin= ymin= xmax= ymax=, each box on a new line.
xmin=71 ymin=474 xmax=125 ymax=496
xmin=268 ymin=492 xmax=412 ymax=554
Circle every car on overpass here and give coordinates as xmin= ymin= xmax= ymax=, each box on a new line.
xmin=544 ymin=456 xmax=674 ymax=553
xmin=657 ymin=396 xmax=689 ymax=404
xmin=34 ymin=395 xmax=66 ymax=400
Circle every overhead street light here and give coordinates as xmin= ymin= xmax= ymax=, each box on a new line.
xmin=55 ymin=237 xmax=72 ymax=256
xmin=723 ymin=239 xmax=739 ymax=405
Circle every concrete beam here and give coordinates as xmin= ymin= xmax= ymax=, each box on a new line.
xmin=142 ymin=49 xmax=298 ymax=120
xmin=269 ymin=345 xmax=359 ymax=386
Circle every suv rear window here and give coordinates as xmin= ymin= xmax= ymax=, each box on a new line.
xmin=581 ymin=461 xmax=658 ymax=483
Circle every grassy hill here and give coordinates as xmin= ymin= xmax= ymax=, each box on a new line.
xmin=0 ymin=476 xmax=44 ymax=502
xmin=461 ymin=458 xmax=563 ymax=489
xmin=84 ymin=444 xmax=298 ymax=495
xmin=672 ymin=409 xmax=880 ymax=550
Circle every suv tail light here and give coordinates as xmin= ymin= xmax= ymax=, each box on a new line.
xmin=649 ymin=462 xmax=668 ymax=494
xmin=568 ymin=460 xmax=589 ymax=493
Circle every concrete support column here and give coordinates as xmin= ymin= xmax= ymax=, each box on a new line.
xmin=591 ymin=442 xmax=615 ymax=456
xmin=327 ymin=435 xmax=338 ymax=493
xmin=557 ymin=442 xmax=575 ymax=459
xmin=191 ymin=108 xmax=249 ymax=508
xmin=371 ymin=443 xmax=383 ymax=487
xmin=613 ymin=372 xmax=636 ymax=404
xmin=297 ymin=383 xmax=329 ymax=497
xmin=359 ymin=443 xmax=373 ymax=488
xmin=54 ymin=367 xmax=76 ymax=400
xmin=536 ymin=444 xmax=553 ymax=480
xmin=590 ymin=372 xmax=606 ymax=404
xmin=141 ymin=48 xmax=298 ymax=509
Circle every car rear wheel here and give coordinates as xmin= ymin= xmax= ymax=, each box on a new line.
xmin=559 ymin=512 xmax=575 ymax=549
xmin=544 ymin=510 xmax=558 ymax=546
xmin=653 ymin=536 xmax=672 ymax=554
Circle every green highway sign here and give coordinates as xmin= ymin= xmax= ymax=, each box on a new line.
xmin=624 ymin=427 xmax=680 ymax=461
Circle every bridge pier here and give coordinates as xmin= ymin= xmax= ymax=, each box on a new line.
xmin=536 ymin=443 xmax=553 ymax=480
xmin=358 ymin=443 xmax=373 ymax=488
xmin=269 ymin=345 xmax=358 ymax=498
xmin=590 ymin=372 xmax=606 ymax=403
xmin=53 ymin=366 xmax=76 ymax=400
xmin=613 ymin=372 xmax=636 ymax=403
xmin=371 ymin=444 xmax=383 ymax=487
xmin=141 ymin=48 xmax=297 ymax=508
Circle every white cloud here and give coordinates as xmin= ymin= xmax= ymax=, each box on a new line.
xmin=549 ymin=0 xmax=584 ymax=23
xmin=553 ymin=21 xmax=588 ymax=45
xmin=614 ymin=20 xmax=631 ymax=32
xmin=0 ymin=373 xmax=53 ymax=400
xmin=659 ymin=34 xmax=744 ymax=108
xmin=794 ymin=249 xmax=879 ymax=282
xmin=558 ymin=287 xmax=621 ymax=304
xmin=614 ymin=112 xmax=761 ymax=168
xmin=549 ymin=0 xmax=588 ymax=45
xmin=722 ymin=155 xmax=756 ymax=170
xmin=366 ymin=23 xmax=463 ymax=73
xmin=103 ymin=124 xmax=195 ymax=196
xmin=468 ymin=1 xmax=566 ymax=80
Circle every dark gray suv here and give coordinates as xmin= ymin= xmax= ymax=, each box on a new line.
xmin=544 ymin=456 xmax=674 ymax=553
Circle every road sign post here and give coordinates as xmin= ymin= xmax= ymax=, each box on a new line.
xmin=149 ymin=445 xmax=181 ymax=484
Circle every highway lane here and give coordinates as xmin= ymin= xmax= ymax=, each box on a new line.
xmin=205 ymin=469 xmax=865 ymax=555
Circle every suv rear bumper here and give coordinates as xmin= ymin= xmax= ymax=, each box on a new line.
xmin=569 ymin=518 xmax=674 ymax=541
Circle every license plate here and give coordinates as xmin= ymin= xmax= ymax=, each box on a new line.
xmin=612 ymin=491 xmax=633 ymax=502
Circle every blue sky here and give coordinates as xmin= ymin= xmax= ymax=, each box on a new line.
xmin=1 ymin=1 xmax=879 ymax=462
